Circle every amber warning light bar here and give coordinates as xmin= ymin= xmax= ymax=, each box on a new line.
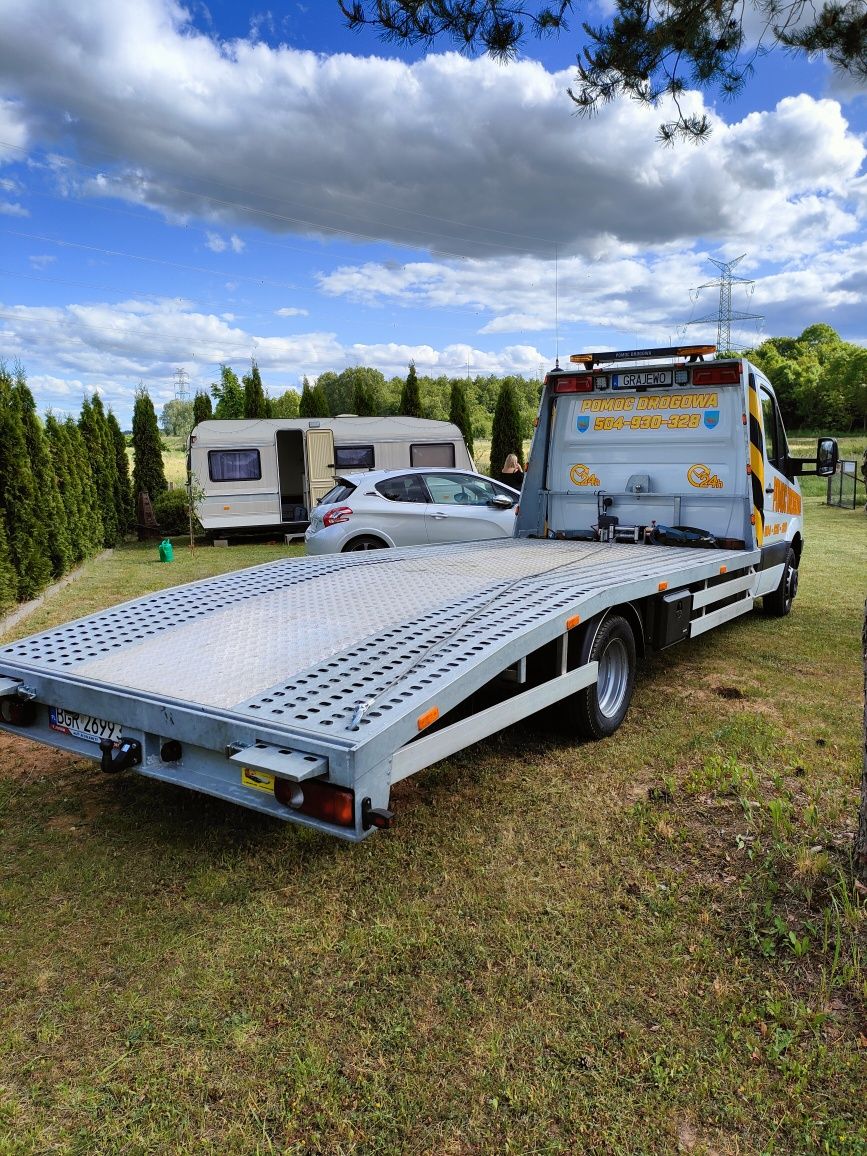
xmin=570 ymin=344 xmax=716 ymax=369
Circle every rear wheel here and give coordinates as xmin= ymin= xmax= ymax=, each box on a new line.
xmin=762 ymin=547 xmax=798 ymax=617
xmin=342 ymin=536 xmax=388 ymax=552
xmin=574 ymin=614 xmax=637 ymax=740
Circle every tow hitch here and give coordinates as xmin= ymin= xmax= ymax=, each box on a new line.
xmin=99 ymin=737 xmax=142 ymax=774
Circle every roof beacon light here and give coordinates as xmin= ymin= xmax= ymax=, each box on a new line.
xmin=570 ymin=344 xmax=716 ymax=369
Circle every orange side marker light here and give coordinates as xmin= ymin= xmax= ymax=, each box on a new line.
xmin=417 ymin=707 xmax=439 ymax=732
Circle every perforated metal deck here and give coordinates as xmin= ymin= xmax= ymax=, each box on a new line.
xmin=0 ymin=537 xmax=762 ymax=835
xmin=2 ymin=538 xmax=756 ymax=748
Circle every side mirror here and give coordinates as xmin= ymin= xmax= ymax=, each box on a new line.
xmin=815 ymin=437 xmax=838 ymax=478
xmin=489 ymin=495 xmax=514 ymax=509
xmin=787 ymin=437 xmax=839 ymax=478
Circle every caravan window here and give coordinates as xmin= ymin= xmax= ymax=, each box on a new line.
xmin=335 ymin=445 xmax=375 ymax=470
xmin=208 ymin=449 xmax=262 ymax=482
xmin=410 ymin=442 xmax=456 ymax=468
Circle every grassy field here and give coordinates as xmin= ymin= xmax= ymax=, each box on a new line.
xmin=0 ymin=500 xmax=865 ymax=1153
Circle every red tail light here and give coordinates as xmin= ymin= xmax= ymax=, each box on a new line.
xmin=693 ymin=364 xmax=742 ymax=386
xmin=323 ymin=506 xmax=352 ymax=527
xmin=0 ymin=698 xmax=36 ymax=726
xmin=274 ymin=776 xmax=355 ymax=828
xmin=551 ymin=374 xmax=594 ymax=393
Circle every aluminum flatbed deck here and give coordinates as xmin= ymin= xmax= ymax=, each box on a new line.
xmin=0 ymin=537 xmax=759 ymax=839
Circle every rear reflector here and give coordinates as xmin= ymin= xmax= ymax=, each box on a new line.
xmin=692 ymin=364 xmax=742 ymax=386
xmin=552 ymin=375 xmax=594 ymax=393
xmin=274 ymin=777 xmax=355 ymax=828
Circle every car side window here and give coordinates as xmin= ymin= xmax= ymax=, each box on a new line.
xmin=375 ymin=475 xmax=429 ymax=503
xmin=759 ymin=386 xmax=790 ymax=474
xmin=423 ymin=473 xmax=496 ymax=505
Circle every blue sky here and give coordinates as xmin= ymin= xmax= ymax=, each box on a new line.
xmin=1 ymin=0 xmax=865 ymax=427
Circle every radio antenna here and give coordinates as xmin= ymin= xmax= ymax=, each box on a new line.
xmin=554 ymin=244 xmax=560 ymax=369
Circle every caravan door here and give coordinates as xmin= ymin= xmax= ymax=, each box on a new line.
xmin=306 ymin=428 xmax=337 ymax=506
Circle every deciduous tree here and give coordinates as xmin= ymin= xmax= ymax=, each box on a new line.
xmin=161 ymin=398 xmax=195 ymax=436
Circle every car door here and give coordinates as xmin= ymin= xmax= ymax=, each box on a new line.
xmin=754 ymin=376 xmax=803 ymax=593
xmin=369 ymin=472 xmax=430 ymax=545
xmin=423 ymin=472 xmax=516 ymax=544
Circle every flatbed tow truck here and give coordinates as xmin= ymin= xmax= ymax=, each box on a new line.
xmin=0 ymin=347 xmax=838 ymax=840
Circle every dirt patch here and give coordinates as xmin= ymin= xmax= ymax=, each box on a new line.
xmin=0 ymin=733 xmax=70 ymax=782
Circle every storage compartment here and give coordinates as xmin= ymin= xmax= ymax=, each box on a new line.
xmin=650 ymin=589 xmax=693 ymax=650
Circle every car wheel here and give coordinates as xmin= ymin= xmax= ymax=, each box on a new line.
xmin=762 ymin=547 xmax=798 ymax=617
xmin=342 ymin=536 xmax=388 ymax=552
xmin=574 ymin=614 xmax=637 ymax=740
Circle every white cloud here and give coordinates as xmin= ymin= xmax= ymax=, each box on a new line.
xmin=0 ymin=0 xmax=860 ymax=260
xmin=0 ymin=0 xmax=863 ymax=418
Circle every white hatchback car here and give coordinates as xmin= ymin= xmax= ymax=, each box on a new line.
xmin=305 ymin=467 xmax=520 ymax=554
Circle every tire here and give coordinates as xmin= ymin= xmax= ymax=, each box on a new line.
xmin=574 ymin=614 xmax=637 ymax=740
xmin=342 ymin=535 xmax=388 ymax=552
xmin=762 ymin=547 xmax=798 ymax=617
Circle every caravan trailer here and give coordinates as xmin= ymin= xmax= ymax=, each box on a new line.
xmin=188 ymin=416 xmax=474 ymax=535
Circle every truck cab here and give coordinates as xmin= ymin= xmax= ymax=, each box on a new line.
xmin=516 ymin=344 xmax=837 ymax=615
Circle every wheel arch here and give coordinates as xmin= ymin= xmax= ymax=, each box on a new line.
xmin=578 ymin=602 xmax=645 ymax=661
xmin=341 ymin=531 xmax=392 ymax=552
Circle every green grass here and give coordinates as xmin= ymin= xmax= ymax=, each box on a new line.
xmin=1 ymin=502 xmax=865 ymax=1153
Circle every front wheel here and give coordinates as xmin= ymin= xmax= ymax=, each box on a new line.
xmin=762 ymin=547 xmax=798 ymax=617
xmin=574 ymin=614 xmax=637 ymax=740
xmin=342 ymin=535 xmax=388 ymax=552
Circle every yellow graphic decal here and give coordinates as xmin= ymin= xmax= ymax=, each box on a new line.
xmin=764 ymin=521 xmax=789 ymax=537
xmin=747 ymin=379 xmax=765 ymax=547
xmin=772 ymin=477 xmax=802 ymax=515
xmin=593 ymin=414 xmax=702 ymax=432
xmin=241 ymin=768 xmax=275 ymax=793
xmin=579 ymin=392 xmax=719 ymax=413
xmin=570 ymin=463 xmax=601 ymax=486
xmin=687 ymin=464 xmax=724 ymax=489
xmin=636 ymin=392 xmax=718 ymax=411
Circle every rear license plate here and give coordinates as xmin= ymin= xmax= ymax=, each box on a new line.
xmin=612 ymin=370 xmax=673 ymax=389
xmin=50 ymin=706 xmax=122 ymax=745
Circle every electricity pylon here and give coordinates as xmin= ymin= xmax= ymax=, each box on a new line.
xmin=173 ymin=367 xmax=189 ymax=401
xmin=688 ymin=255 xmax=762 ymax=353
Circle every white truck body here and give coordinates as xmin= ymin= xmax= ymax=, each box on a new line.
xmin=0 ymin=347 xmax=836 ymax=841
xmin=189 ymin=416 xmax=473 ymax=534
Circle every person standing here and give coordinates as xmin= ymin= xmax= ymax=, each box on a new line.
xmin=501 ymin=453 xmax=524 ymax=488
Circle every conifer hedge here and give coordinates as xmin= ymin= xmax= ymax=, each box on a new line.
xmin=0 ymin=365 xmax=140 ymax=614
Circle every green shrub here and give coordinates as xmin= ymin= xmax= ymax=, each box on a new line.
xmin=153 ymin=488 xmax=195 ymax=536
